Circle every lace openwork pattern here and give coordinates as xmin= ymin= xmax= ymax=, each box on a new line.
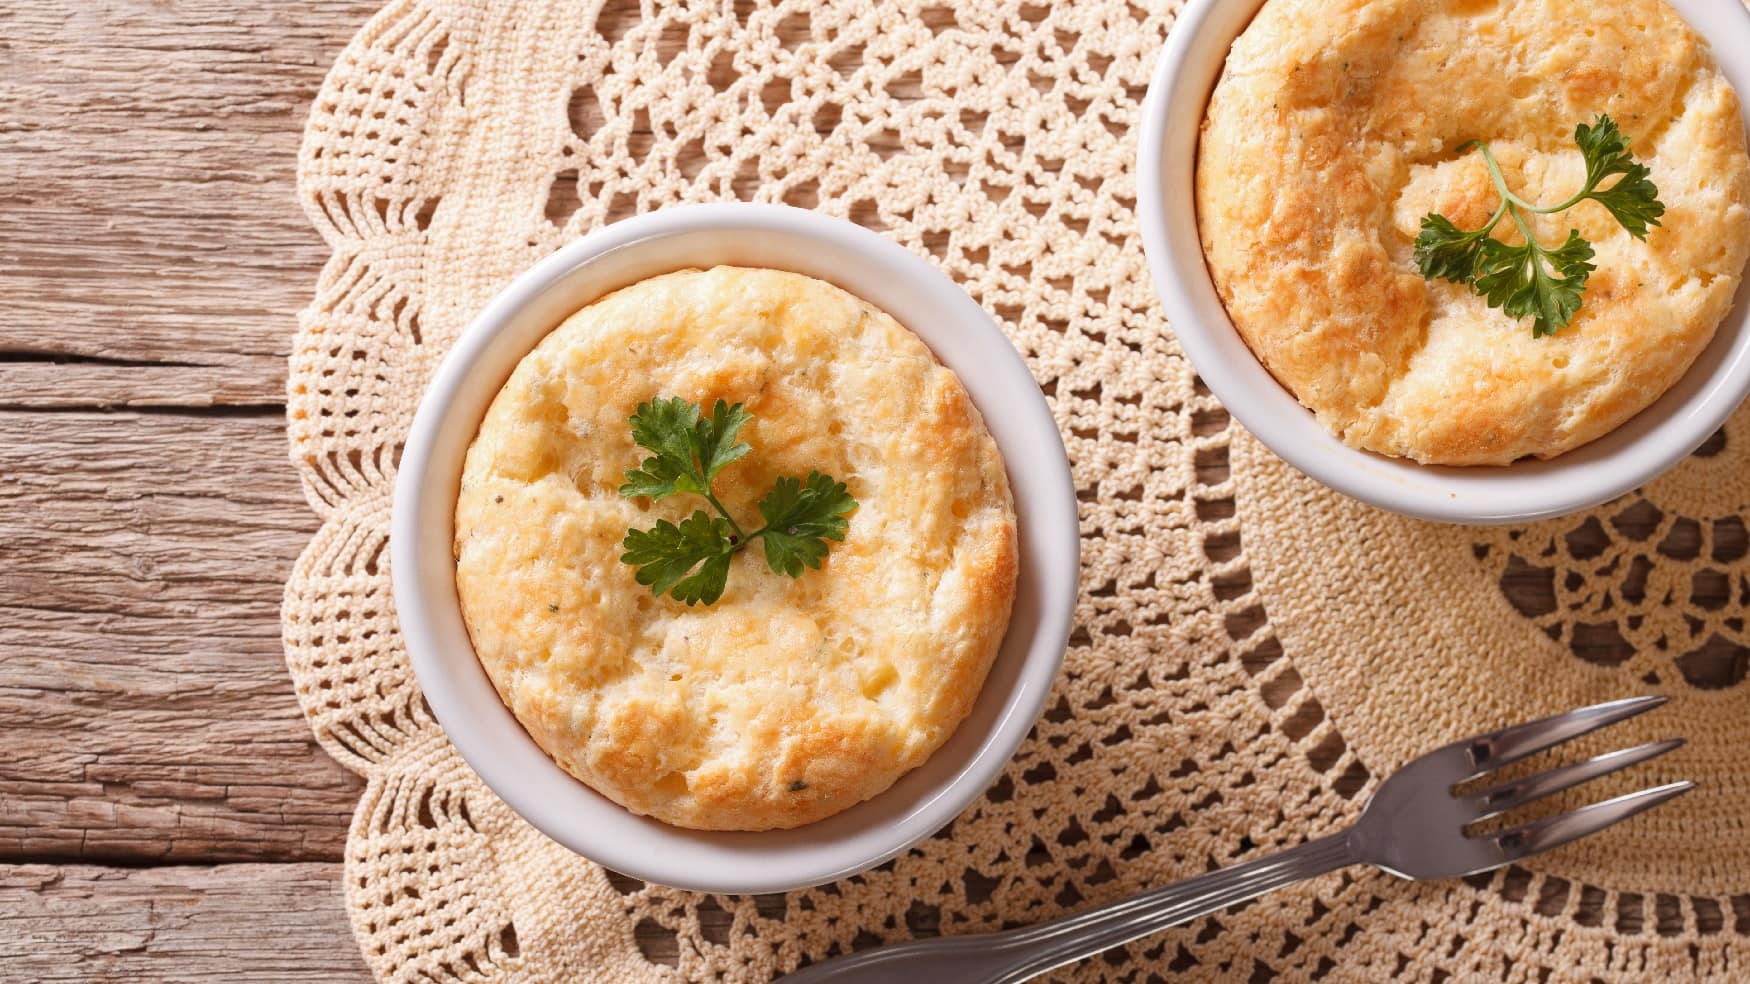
xmin=284 ymin=0 xmax=1750 ymax=979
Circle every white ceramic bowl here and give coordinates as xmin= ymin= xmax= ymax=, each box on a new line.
xmin=391 ymin=203 xmax=1079 ymax=894
xmin=1138 ymin=0 xmax=1750 ymax=524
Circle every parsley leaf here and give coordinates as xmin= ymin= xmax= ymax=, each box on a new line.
xmin=617 ymin=397 xmax=857 ymax=605
xmin=695 ymin=398 xmax=754 ymax=482
xmin=620 ymin=397 xmax=752 ymax=500
xmin=620 ymin=509 xmax=736 ymax=606
xmin=1473 ymin=229 xmax=1595 ymax=339
xmin=1412 ymin=114 xmax=1664 ymax=337
xmin=1574 ymin=115 xmax=1665 ymax=239
xmin=756 ymin=472 xmax=857 ymax=577
xmin=1414 ymin=213 xmax=1494 ymax=284
xmin=621 ymin=396 xmax=706 ymax=499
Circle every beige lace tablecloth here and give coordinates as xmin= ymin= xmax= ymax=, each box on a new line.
xmin=283 ymin=0 xmax=1750 ymax=978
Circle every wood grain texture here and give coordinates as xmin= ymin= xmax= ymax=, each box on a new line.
xmin=0 ymin=409 xmax=361 ymax=862
xmin=0 ymin=362 xmax=287 ymax=411
xmin=0 ymin=863 xmax=370 ymax=982
xmin=0 ymin=0 xmax=382 ymax=407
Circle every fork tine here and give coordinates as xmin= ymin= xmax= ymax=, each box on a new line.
xmin=1469 ymin=739 xmax=1685 ymax=820
xmin=1488 ymin=781 xmax=1694 ymax=861
xmin=1462 ymin=696 xmax=1668 ymax=776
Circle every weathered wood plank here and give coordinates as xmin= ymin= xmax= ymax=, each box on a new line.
xmin=0 ymin=0 xmax=382 ymax=407
xmin=0 ymin=863 xmax=370 ymax=982
xmin=0 ymin=363 xmax=285 ymax=411
xmin=0 ymin=410 xmax=361 ymax=862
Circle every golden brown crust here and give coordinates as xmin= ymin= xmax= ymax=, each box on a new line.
xmin=452 ymin=266 xmax=1018 ymax=830
xmin=1197 ymin=0 xmax=1750 ymax=464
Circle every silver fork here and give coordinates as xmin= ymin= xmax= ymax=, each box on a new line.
xmin=781 ymin=696 xmax=1690 ymax=984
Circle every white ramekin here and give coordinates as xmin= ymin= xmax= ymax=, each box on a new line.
xmin=1138 ymin=0 xmax=1750 ymax=524
xmin=390 ymin=203 xmax=1079 ymax=894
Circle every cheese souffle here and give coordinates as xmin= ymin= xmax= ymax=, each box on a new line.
xmin=453 ymin=266 xmax=1018 ymax=831
xmin=1197 ymin=0 xmax=1750 ymax=465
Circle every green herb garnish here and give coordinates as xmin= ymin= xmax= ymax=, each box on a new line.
xmin=618 ymin=396 xmax=856 ymax=606
xmin=1414 ymin=114 xmax=1665 ymax=338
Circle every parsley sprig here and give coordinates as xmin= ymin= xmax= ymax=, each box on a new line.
xmin=618 ymin=396 xmax=856 ymax=606
xmin=1414 ymin=114 xmax=1665 ymax=338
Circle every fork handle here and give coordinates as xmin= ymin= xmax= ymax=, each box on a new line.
xmin=780 ymin=831 xmax=1357 ymax=984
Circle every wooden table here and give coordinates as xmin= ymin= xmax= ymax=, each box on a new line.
xmin=4 ymin=3 xmax=401 ymax=978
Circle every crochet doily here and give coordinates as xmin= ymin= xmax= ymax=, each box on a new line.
xmin=283 ymin=0 xmax=1750 ymax=979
